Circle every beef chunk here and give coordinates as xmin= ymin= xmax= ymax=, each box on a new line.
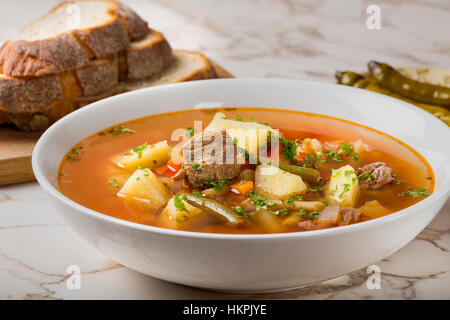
xmin=358 ymin=162 xmax=392 ymax=190
xmin=182 ymin=129 xmax=242 ymax=189
xmin=297 ymin=220 xmax=327 ymax=231
xmin=339 ymin=207 xmax=363 ymax=225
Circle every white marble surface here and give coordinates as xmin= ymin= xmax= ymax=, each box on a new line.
xmin=0 ymin=0 xmax=449 ymax=300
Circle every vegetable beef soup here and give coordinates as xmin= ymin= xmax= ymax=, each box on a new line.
xmin=58 ymin=108 xmax=434 ymax=234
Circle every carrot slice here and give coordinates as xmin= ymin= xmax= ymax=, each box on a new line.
xmin=167 ymin=159 xmax=182 ymax=172
xmin=231 ymin=180 xmax=254 ymax=195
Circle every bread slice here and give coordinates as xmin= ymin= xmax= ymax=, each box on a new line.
xmin=0 ymin=29 xmax=171 ymax=113
xmin=121 ymin=30 xmax=173 ymax=81
xmin=78 ymin=50 xmax=216 ymax=103
xmin=125 ymin=50 xmax=217 ymax=91
xmin=0 ymin=50 xmax=217 ymax=131
xmin=0 ymin=0 xmax=148 ymax=77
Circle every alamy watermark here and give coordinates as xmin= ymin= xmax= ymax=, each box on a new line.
xmin=366 ymin=4 xmax=381 ymax=30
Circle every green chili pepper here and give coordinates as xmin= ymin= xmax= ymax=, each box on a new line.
xmin=335 ymin=70 xmax=450 ymax=126
xmin=368 ymin=61 xmax=450 ymax=108
xmin=258 ymin=156 xmax=320 ymax=184
xmin=183 ymin=193 xmax=247 ymax=227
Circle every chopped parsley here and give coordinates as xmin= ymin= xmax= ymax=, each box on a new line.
xmin=186 ymin=127 xmax=195 ymax=137
xmin=344 ymin=170 xmax=354 ymax=178
xmin=132 ymin=142 xmax=148 ymax=160
xmin=174 ymin=193 xmax=189 ymax=213
xmin=192 ymin=163 xmax=202 ymax=171
xmin=398 ymin=187 xmax=431 ymax=199
xmin=273 ymin=208 xmax=289 ymax=216
xmin=392 ymin=174 xmax=404 ymax=184
xmin=309 ymin=183 xmax=324 ymax=192
xmin=108 ymin=179 xmax=122 ymax=188
xmin=358 ymin=172 xmax=373 ymax=184
xmin=339 ymin=183 xmax=351 ymax=198
xmin=301 ymin=154 xmax=324 ymax=169
xmin=246 ymin=190 xmax=276 ymax=211
xmin=234 ymin=206 xmax=247 ymax=216
xmin=325 ymin=149 xmax=344 ymax=162
xmin=59 ymin=173 xmax=67 ymax=177
xmin=298 ymin=209 xmax=322 ymax=219
xmin=72 ymin=148 xmax=83 ymax=155
xmin=203 ymin=178 xmax=230 ymax=191
xmin=285 ymin=193 xmax=303 ymax=207
xmin=341 ymin=143 xmax=360 ymax=161
xmin=235 ymin=115 xmax=244 ymax=122
xmin=280 ymin=138 xmax=297 ymax=161
xmin=113 ymin=125 xmax=135 ymax=135
xmin=330 ymin=185 xmax=338 ymax=196
xmin=331 ymin=168 xmax=340 ymax=177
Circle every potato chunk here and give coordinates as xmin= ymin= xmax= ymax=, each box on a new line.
xmin=255 ymin=164 xmax=307 ymax=200
xmin=118 ymin=168 xmax=172 ymax=212
xmin=205 ymin=112 xmax=275 ymax=158
xmin=325 ymin=165 xmax=360 ymax=207
xmin=159 ymin=196 xmax=203 ymax=229
xmin=251 ymin=209 xmax=283 ymax=233
xmin=358 ymin=200 xmax=391 ymax=219
xmin=117 ymin=140 xmax=170 ymax=170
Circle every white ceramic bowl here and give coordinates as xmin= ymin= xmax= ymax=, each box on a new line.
xmin=32 ymin=79 xmax=450 ymax=292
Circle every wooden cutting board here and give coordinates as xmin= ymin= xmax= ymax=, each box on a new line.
xmin=0 ymin=61 xmax=233 ymax=186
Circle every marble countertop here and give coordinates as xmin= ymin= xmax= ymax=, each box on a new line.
xmin=0 ymin=0 xmax=449 ymax=300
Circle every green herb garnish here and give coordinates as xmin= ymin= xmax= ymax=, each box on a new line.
xmin=285 ymin=193 xmax=303 ymax=207
xmin=234 ymin=206 xmax=247 ymax=216
xmin=358 ymin=172 xmax=373 ymax=184
xmin=341 ymin=143 xmax=360 ymax=161
xmin=309 ymin=183 xmax=324 ymax=192
xmin=132 ymin=142 xmax=148 ymax=160
xmin=298 ymin=209 xmax=322 ymax=219
xmin=325 ymin=149 xmax=344 ymax=162
xmin=186 ymin=127 xmax=195 ymax=137
xmin=339 ymin=183 xmax=351 ymax=198
xmin=72 ymin=148 xmax=83 ymax=155
xmin=398 ymin=187 xmax=430 ymax=199
xmin=280 ymin=138 xmax=297 ymax=161
xmin=174 ymin=193 xmax=189 ymax=213
xmin=246 ymin=190 xmax=276 ymax=211
xmin=108 ymin=179 xmax=122 ymax=188
xmin=203 ymin=178 xmax=230 ymax=191
xmin=392 ymin=174 xmax=404 ymax=184
xmin=113 ymin=125 xmax=135 ymax=135
xmin=301 ymin=154 xmax=324 ymax=169
xmin=192 ymin=163 xmax=202 ymax=171
xmin=273 ymin=208 xmax=289 ymax=216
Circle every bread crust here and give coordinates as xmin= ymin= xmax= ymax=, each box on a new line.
xmin=117 ymin=3 xmax=149 ymax=41
xmin=0 ymin=1 xmax=148 ymax=77
xmin=124 ymin=31 xmax=173 ymax=81
xmin=0 ymin=34 xmax=90 ymax=77
xmin=75 ymin=59 xmax=119 ymax=96
xmin=0 ymin=75 xmax=63 ymax=114
xmin=73 ymin=17 xmax=129 ymax=57
xmin=0 ymin=50 xmax=217 ymax=131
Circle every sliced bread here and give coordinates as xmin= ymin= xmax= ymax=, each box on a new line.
xmin=0 ymin=29 xmax=171 ymax=115
xmin=1 ymin=50 xmax=217 ymax=131
xmin=121 ymin=30 xmax=173 ymax=81
xmin=125 ymin=50 xmax=217 ymax=91
xmin=0 ymin=0 xmax=149 ymax=77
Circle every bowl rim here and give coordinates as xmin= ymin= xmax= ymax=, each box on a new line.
xmin=32 ymin=78 xmax=450 ymax=241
